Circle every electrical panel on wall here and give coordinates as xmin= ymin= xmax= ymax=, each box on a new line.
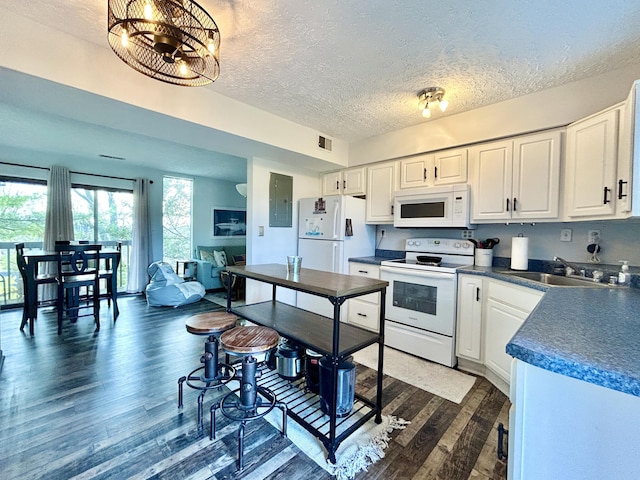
xmin=269 ymin=172 xmax=293 ymax=227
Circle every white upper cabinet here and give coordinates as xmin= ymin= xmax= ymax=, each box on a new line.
xmin=564 ymin=91 xmax=637 ymax=221
xmin=433 ymin=148 xmax=468 ymax=186
xmin=322 ymin=170 xmax=342 ymax=195
xmin=366 ymin=160 xmax=398 ymax=223
xmin=470 ymin=140 xmax=513 ymax=222
xmin=321 ymin=167 xmax=366 ymax=196
xmin=512 ymin=131 xmax=562 ymax=219
xmin=399 ymin=154 xmax=431 ymax=189
xmin=470 ymin=131 xmax=562 ymax=222
xmin=342 ymin=167 xmax=367 ymax=195
xmin=564 ymin=107 xmax=619 ymax=218
xmin=398 ymin=148 xmax=467 ymax=190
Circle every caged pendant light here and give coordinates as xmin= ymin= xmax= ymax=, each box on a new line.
xmin=107 ymin=0 xmax=220 ymax=87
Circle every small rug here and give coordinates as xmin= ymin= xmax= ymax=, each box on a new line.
xmin=263 ymin=409 xmax=408 ymax=480
xmin=352 ymin=344 xmax=476 ymax=404
xmin=204 ymin=291 xmax=244 ymax=309
xmin=227 ymin=369 xmax=409 ymax=480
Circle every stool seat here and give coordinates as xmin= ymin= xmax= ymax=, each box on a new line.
xmin=221 ymin=326 xmax=279 ymax=354
xmin=186 ymin=311 xmax=238 ymax=335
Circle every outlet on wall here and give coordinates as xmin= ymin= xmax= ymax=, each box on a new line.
xmin=588 ymin=230 xmax=601 ymax=243
xmin=560 ymin=228 xmax=572 ymax=242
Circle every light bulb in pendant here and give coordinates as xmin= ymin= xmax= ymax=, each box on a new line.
xmin=422 ymin=106 xmax=431 ymax=118
xmin=207 ymin=39 xmax=216 ymax=55
xmin=144 ymin=1 xmax=153 ymax=20
xmin=179 ymin=61 xmax=188 ymax=76
xmin=121 ymin=28 xmax=129 ymax=48
xmin=439 ymin=99 xmax=449 ymax=112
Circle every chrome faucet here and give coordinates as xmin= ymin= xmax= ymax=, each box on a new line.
xmin=553 ymin=256 xmax=585 ymax=277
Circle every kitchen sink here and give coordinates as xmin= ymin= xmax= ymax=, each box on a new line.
xmin=496 ymin=271 xmax=610 ymax=287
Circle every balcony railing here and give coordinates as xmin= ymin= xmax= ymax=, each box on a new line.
xmin=0 ymin=241 xmax=131 ymax=308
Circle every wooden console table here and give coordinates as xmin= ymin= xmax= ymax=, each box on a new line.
xmin=224 ymin=263 xmax=388 ymax=463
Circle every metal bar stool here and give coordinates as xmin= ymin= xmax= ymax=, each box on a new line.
xmin=178 ymin=311 xmax=238 ymax=432
xmin=210 ymin=326 xmax=287 ymax=472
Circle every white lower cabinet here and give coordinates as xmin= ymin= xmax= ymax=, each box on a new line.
xmin=456 ymin=274 xmax=484 ymax=362
xmin=347 ymin=262 xmax=380 ymax=331
xmin=484 ymin=280 xmax=542 ymax=391
xmin=509 ymin=360 xmax=640 ymax=480
xmin=456 ymin=275 xmax=542 ymax=395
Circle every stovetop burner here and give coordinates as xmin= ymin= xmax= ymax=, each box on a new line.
xmin=380 ymin=238 xmax=475 ymax=273
xmin=416 ymin=255 xmax=442 ymax=266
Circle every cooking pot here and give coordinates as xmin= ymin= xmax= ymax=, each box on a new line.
xmin=275 ymin=342 xmax=306 ymax=380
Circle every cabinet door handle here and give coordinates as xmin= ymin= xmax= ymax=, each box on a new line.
xmin=423 ymin=168 xmax=427 ymax=180
xmin=336 ymin=180 xmax=340 ymax=191
xmin=497 ymin=423 xmax=508 ymax=460
xmin=434 ymin=166 xmax=438 ymax=178
xmin=391 ymin=205 xmax=394 ymax=215
xmin=506 ymin=198 xmax=510 ymax=212
xmin=618 ymin=179 xmax=628 ymax=199
xmin=358 ymin=270 xmax=369 ymax=274
xmin=476 ymin=287 xmax=480 ymax=302
xmin=357 ymin=312 xmax=368 ymax=317
xmin=513 ymin=197 xmax=517 ymax=211
xmin=603 ymin=186 xmax=611 ymax=204
xmin=343 ymin=180 xmax=346 ymax=189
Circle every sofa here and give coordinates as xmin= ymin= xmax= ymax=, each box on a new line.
xmin=193 ymin=244 xmax=246 ymax=290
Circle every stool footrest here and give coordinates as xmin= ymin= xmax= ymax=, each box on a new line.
xmin=184 ymin=364 xmax=236 ymax=391
xmin=217 ymin=386 xmax=278 ymax=422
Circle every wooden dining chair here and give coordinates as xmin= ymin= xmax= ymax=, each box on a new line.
xmin=15 ymin=243 xmax=57 ymax=335
xmin=98 ymin=241 xmax=121 ymax=321
xmin=55 ymin=243 xmax=102 ymax=335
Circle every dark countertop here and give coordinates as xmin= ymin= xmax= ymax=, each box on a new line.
xmin=349 ymin=250 xmax=404 ymax=265
xmin=458 ymin=266 xmax=640 ymax=397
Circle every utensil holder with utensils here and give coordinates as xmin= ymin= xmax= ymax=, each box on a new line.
xmin=471 ymin=238 xmax=500 ymax=267
xmin=474 ymin=248 xmax=493 ymax=267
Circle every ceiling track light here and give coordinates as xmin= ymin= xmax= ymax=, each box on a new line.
xmin=107 ymin=0 xmax=220 ymax=87
xmin=417 ymin=87 xmax=448 ymax=118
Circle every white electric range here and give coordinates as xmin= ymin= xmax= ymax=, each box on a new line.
xmin=380 ymin=238 xmax=475 ymax=367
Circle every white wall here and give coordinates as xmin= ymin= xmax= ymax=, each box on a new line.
xmin=245 ymin=157 xmax=321 ymax=305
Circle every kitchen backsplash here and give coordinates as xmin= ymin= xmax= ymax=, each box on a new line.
xmin=375 ymin=221 xmax=640 ymax=267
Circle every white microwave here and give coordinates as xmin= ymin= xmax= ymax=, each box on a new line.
xmin=393 ymin=184 xmax=471 ymax=228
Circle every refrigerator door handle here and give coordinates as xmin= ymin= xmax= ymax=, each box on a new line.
xmin=332 ymin=199 xmax=340 ymax=238
xmin=333 ymin=242 xmax=340 ymax=272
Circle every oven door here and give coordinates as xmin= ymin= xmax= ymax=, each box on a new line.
xmin=380 ymin=266 xmax=456 ymax=336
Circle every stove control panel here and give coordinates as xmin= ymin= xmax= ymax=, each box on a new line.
xmin=405 ymin=238 xmax=475 ymax=255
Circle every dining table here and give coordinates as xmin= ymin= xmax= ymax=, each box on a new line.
xmin=21 ymin=246 xmax=121 ymax=333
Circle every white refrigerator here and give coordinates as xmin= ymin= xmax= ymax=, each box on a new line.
xmin=297 ymin=195 xmax=376 ymax=319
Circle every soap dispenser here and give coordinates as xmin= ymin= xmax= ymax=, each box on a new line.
xmin=618 ymin=261 xmax=630 ymax=286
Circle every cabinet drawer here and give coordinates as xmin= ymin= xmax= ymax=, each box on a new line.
xmin=348 ymin=299 xmax=380 ymax=331
xmin=349 ymin=263 xmax=380 ymax=304
xmin=488 ymin=279 xmax=543 ymax=312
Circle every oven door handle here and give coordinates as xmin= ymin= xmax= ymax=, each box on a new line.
xmin=380 ymin=266 xmax=455 ymax=279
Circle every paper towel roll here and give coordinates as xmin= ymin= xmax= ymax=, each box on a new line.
xmin=511 ymin=236 xmax=529 ymax=270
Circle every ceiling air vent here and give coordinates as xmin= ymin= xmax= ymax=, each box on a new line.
xmin=318 ymin=135 xmax=333 ymax=152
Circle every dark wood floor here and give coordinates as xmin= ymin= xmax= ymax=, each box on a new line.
xmin=0 ymin=296 xmax=508 ymax=479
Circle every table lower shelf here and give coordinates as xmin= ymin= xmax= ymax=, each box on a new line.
xmin=227 ymin=363 xmax=377 ymax=459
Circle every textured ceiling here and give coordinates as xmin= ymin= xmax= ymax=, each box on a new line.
xmin=3 ymin=1 xmax=640 ymax=158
